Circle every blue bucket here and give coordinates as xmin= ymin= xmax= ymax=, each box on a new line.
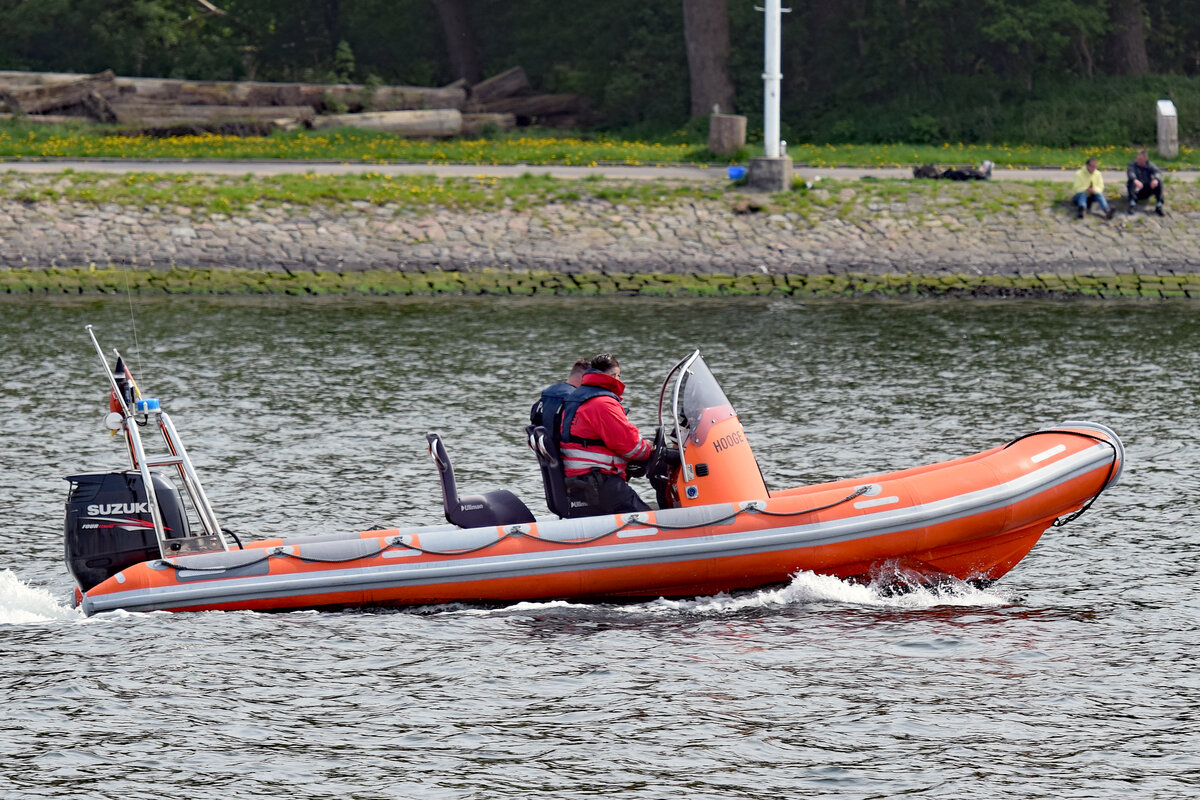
xmin=727 ymin=166 xmax=746 ymax=180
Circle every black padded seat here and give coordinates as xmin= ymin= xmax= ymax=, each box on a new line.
xmin=427 ymin=433 xmax=535 ymax=528
xmin=525 ymin=425 xmax=592 ymax=519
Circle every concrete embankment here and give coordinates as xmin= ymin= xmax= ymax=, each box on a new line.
xmin=2 ymin=172 xmax=1198 ymax=296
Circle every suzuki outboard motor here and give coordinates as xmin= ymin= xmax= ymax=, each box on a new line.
xmin=64 ymin=471 xmax=190 ymax=592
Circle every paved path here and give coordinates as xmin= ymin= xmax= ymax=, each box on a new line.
xmin=2 ymin=158 xmax=1197 ymax=184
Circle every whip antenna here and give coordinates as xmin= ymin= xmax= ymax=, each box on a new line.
xmin=122 ymin=264 xmax=144 ymax=377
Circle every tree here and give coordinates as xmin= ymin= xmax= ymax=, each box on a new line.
xmin=792 ymin=1 xmax=847 ymax=99
xmin=1143 ymin=0 xmax=1200 ymax=73
xmin=432 ymin=0 xmax=481 ymax=83
xmin=682 ymin=0 xmax=734 ymax=117
xmin=1108 ymin=0 xmax=1150 ymax=75
xmin=980 ymin=0 xmax=1108 ymax=92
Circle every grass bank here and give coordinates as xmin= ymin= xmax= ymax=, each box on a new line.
xmin=0 ymin=170 xmax=724 ymax=213
xmin=4 ymin=267 xmax=1199 ymax=300
xmin=1 ymin=122 xmax=1197 ymax=169
xmin=5 ymin=170 xmax=1196 ymax=217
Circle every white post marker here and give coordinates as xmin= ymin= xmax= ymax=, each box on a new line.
xmin=1157 ymin=99 xmax=1178 ymax=159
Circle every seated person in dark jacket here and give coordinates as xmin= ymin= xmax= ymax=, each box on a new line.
xmin=1126 ymin=149 xmax=1165 ymax=216
xmin=531 ymin=357 xmax=591 ymax=430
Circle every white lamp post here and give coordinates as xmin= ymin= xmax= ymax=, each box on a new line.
xmin=763 ymin=0 xmax=782 ymax=159
xmin=747 ymin=0 xmax=792 ymax=191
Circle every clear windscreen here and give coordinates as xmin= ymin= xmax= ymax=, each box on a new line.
xmin=674 ymin=355 xmax=736 ymax=447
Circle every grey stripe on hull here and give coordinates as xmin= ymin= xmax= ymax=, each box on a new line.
xmin=83 ymin=443 xmax=1114 ymax=614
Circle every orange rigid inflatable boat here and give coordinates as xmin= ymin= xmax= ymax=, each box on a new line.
xmin=67 ymin=331 xmax=1123 ymax=616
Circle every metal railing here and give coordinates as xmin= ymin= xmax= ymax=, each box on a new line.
xmin=86 ymin=325 xmax=229 ymax=557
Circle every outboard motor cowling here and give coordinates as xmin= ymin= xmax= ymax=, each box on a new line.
xmin=64 ymin=471 xmax=190 ymax=592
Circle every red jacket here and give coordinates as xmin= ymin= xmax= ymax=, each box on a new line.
xmin=560 ymin=372 xmax=654 ymax=478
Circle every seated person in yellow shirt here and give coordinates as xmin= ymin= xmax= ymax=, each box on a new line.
xmin=1073 ymin=158 xmax=1113 ymax=220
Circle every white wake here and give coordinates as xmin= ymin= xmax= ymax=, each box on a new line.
xmin=0 ymin=569 xmax=81 ymax=624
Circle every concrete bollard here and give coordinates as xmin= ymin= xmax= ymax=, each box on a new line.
xmin=746 ymin=155 xmax=793 ymax=192
xmin=708 ymin=113 xmax=747 ymax=157
xmin=1157 ymin=100 xmax=1179 ymax=159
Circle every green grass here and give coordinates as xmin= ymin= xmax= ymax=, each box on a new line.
xmin=782 ymin=142 xmax=1200 ymax=170
xmin=3 ymin=171 xmax=1194 ymax=216
xmin=1 ymin=120 xmax=1197 ymax=168
xmin=0 ymin=124 xmax=729 ymax=165
xmin=0 ymin=170 xmax=725 ymax=213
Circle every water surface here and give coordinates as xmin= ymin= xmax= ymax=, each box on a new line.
xmin=1 ymin=296 xmax=1196 ymax=798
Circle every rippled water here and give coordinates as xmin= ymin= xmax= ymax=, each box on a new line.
xmin=1 ymin=296 xmax=1197 ymax=798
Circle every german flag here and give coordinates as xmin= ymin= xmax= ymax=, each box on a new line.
xmin=109 ymin=355 xmax=142 ymax=414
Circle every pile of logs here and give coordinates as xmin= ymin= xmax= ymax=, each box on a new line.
xmin=461 ymin=66 xmax=593 ymax=129
xmin=0 ymin=66 xmax=594 ymax=138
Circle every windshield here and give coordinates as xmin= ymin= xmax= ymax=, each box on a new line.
xmin=672 ymin=354 xmax=736 ymax=448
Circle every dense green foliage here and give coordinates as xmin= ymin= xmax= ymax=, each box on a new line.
xmin=1 ymin=0 xmax=1198 ymax=146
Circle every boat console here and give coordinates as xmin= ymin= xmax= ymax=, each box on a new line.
xmin=651 ymin=351 xmax=770 ymax=508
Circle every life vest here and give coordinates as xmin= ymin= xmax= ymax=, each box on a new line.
xmin=533 ymin=381 xmax=577 ymax=431
xmin=558 ymin=371 xmax=652 ymax=479
xmin=559 ymin=384 xmax=620 ymax=446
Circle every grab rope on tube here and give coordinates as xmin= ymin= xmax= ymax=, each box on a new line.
xmin=156 ymin=430 xmax=1116 ymax=574
xmin=156 ymin=486 xmax=869 ymax=570
xmin=1002 ymin=428 xmax=1120 ymax=528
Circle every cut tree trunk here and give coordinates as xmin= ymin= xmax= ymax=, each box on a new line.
xmin=0 ymin=70 xmax=117 ymax=115
xmin=468 ymin=66 xmax=530 ymax=106
xmin=309 ymin=109 xmax=463 ymax=137
xmin=707 ymin=113 xmax=746 ymax=156
xmin=0 ymin=72 xmax=467 ymax=112
xmin=82 ymin=90 xmax=118 ymax=122
xmin=110 ymin=103 xmax=315 ymax=127
xmin=461 ymin=112 xmax=517 ymax=136
xmin=682 ymin=0 xmax=735 ymax=117
xmin=0 ymin=112 xmax=93 ymax=124
xmin=123 ymin=80 xmax=466 ymax=112
xmin=478 ymin=94 xmax=583 ymax=118
xmin=359 ymin=83 xmax=467 ymax=112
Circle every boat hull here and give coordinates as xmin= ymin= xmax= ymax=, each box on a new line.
xmin=79 ymin=422 xmax=1123 ymax=615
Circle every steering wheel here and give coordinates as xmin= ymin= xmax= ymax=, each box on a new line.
xmin=645 ymin=426 xmax=679 ymax=508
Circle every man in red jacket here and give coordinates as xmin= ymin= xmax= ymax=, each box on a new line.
xmin=559 ymin=353 xmax=654 ymax=515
